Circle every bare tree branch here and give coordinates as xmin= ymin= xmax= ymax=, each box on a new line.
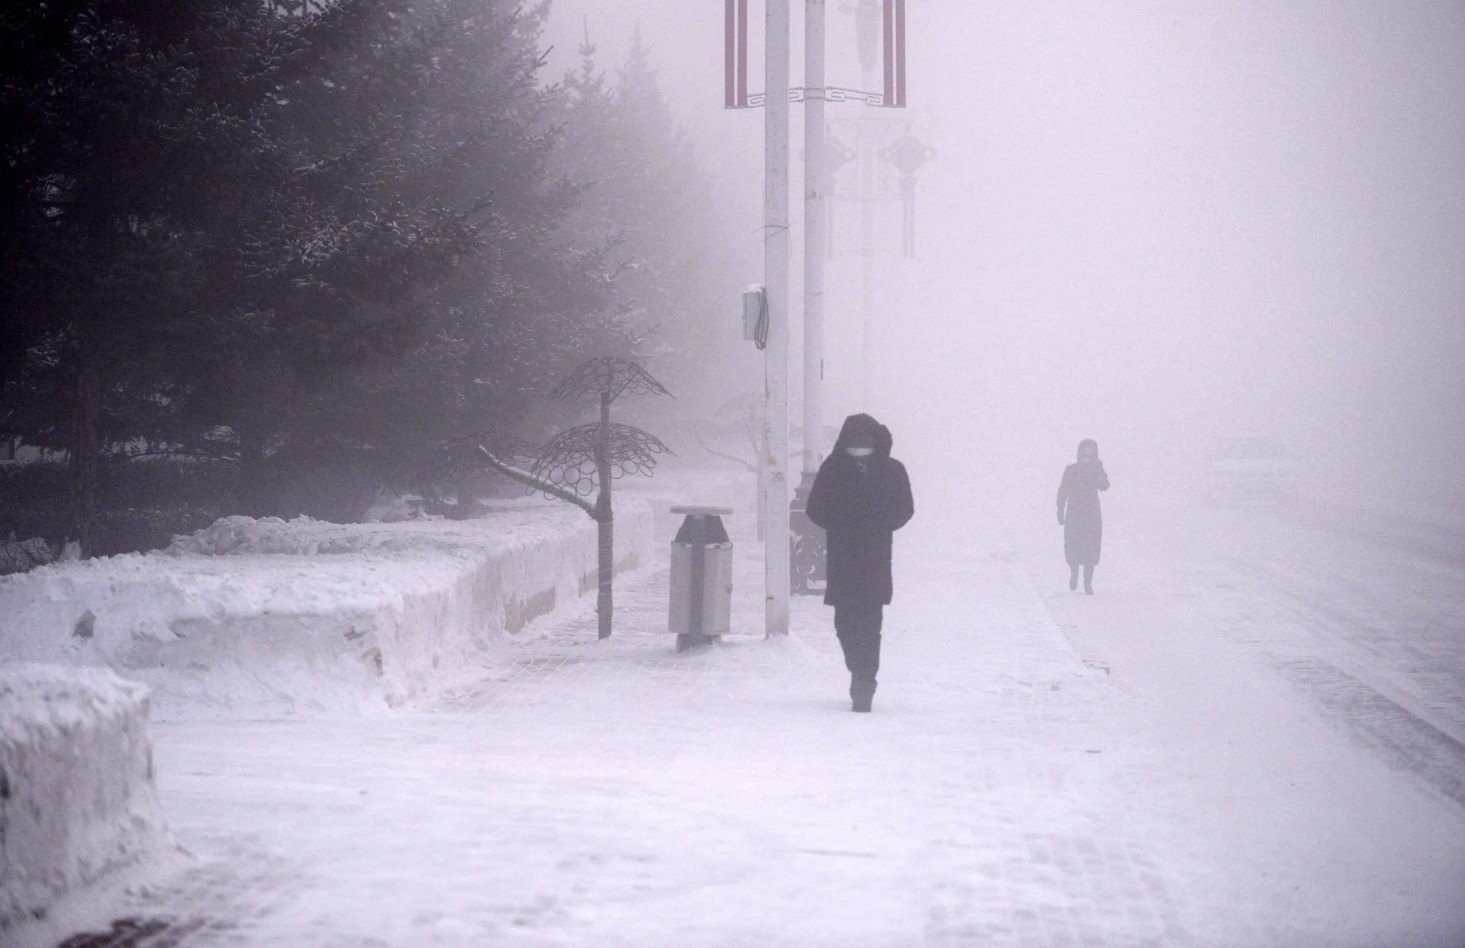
xmin=477 ymin=446 xmax=596 ymax=518
xmin=692 ymin=428 xmax=756 ymax=473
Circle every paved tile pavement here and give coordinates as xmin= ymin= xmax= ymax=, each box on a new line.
xmin=32 ymin=532 xmax=1460 ymax=947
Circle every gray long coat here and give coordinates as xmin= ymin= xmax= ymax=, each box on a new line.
xmin=1057 ymin=439 xmax=1110 ymax=566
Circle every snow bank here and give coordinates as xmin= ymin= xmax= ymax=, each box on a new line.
xmin=0 ymin=664 xmax=167 ymax=928
xmin=0 ymin=471 xmax=751 ymax=720
xmin=0 ymin=501 xmax=647 ymax=718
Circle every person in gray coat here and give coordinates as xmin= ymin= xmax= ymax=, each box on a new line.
xmin=1057 ymin=438 xmax=1110 ymax=594
xmin=806 ymin=413 xmax=914 ymax=712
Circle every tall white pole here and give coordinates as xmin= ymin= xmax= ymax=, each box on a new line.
xmin=859 ymin=75 xmax=876 ymax=408
xmin=802 ymin=0 xmax=826 ymax=476
xmin=857 ymin=0 xmax=877 ymax=409
xmin=763 ymin=0 xmax=791 ymax=636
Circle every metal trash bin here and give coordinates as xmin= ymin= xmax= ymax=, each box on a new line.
xmin=668 ymin=506 xmax=733 ymax=652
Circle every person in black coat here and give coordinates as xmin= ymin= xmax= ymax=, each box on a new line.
xmin=805 ymin=413 xmax=914 ymax=712
xmin=1056 ymin=438 xmax=1110 ymax=594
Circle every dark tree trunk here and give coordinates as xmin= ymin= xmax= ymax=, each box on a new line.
xmin=67 ymin=340 xmax=103 ymax=558
xmin=237 ymin=425 xmax=270 ymax=516
xmin=594 ymin=391 xmax=613 ymax=639
xmin=595 ymin=489 xmax=612 ymax=640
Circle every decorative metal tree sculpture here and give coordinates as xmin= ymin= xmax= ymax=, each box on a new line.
xmin=478 ymin=358 xmax=672 ymax=639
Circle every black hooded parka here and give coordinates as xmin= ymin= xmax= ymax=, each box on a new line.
xmin=805 ymin=414 xmax=915 ymax=607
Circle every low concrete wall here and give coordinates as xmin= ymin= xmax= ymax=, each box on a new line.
xmin=0 ymin=664 xmax=166 ymax=928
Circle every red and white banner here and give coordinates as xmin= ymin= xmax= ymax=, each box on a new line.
xmin=882 ymin=0 xmax=906 ymax=109
xmin=725 ymin=0 xmax=749 ymax=108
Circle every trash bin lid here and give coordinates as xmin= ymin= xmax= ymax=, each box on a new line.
xmin=670 ymin=506 xmax=734 ymax=516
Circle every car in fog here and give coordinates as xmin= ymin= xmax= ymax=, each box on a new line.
xmin=1203 ymin=436 xmax=1299 ymax=506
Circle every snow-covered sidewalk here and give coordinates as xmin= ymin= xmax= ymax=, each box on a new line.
xmin=16 ymin=513 xmax=1465 ymax=947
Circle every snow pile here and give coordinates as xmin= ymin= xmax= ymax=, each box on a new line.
xmin=0 ymin=468 xmax=752 ymax=720
xmin=0 ymin=664 xmax=167 ymax=928
xmin=0 ymin=499 xmax=656 ymax=719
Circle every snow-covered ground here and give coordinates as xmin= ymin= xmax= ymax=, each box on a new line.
xmin=0 ymin=470 xmax=748 ymax=938
xmin=991 ymin=479 xmax=1465 ymax=947
xmin=5 ymin=470 xmax=1463 ymax=947
xmin=0 ymin=665 xmax=168 ymax=928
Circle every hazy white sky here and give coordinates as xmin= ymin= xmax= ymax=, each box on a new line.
xmin=541 ymin=1 xmax=1465 ymax=498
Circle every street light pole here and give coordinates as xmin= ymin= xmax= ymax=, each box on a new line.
xmin=802 ymin=0 xmax=826 ymax=478
xmin=763 ymin=0 xmax=791 ymax=636
xmin=727 ymin=0 xmax=910 ymax=611
xmin=857 ymin=0 xmax=878 ymax=409
xmin=788 ymin=0 xmax=828 ymax=598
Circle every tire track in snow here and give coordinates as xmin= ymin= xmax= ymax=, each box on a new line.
xmin=1210 ymin=546 xmax=1465 ymax=813
xmin=1272 ymin=657 xmax=1465 ymax=812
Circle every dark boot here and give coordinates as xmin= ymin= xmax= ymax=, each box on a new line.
xmin=1083 ymin=564 xmax=1094 ymax=595
xmin=851 ymin=678 xmax=877 ymax=713
xmin=1069 ymin=565 xmax=1079 ymax=591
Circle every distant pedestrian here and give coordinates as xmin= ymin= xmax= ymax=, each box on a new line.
xmin=806 ymin=413 xmax=914 ymax=712
xmin=1056 ymin=438 xmax=1110 ymax=594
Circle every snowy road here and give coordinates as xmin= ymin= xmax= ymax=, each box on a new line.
xmin=1044 ymin=491 xmax=1465 ymax=808
xmin=1006 ymin=486 xmax=1465 ymax=946
xmin=29 ymin=496 xmax=1465 ymax=948
xmin=1211 ymin=504 xmax=1465 ymax=812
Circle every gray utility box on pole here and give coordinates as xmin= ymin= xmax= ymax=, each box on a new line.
xmin=669 ymin=507 xmax=734 ymax=652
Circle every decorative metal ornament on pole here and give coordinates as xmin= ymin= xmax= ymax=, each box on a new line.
xmin=881 ymin=134 xmax=936 ymax=258
xmin=824 ymin=133 xmax=856 ymax=257
xmin=724 ymin=0 xmax=907 ymax=111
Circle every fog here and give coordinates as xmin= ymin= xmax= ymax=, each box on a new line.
xmin=545 ymin=1 xmax=1465 ymax=519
